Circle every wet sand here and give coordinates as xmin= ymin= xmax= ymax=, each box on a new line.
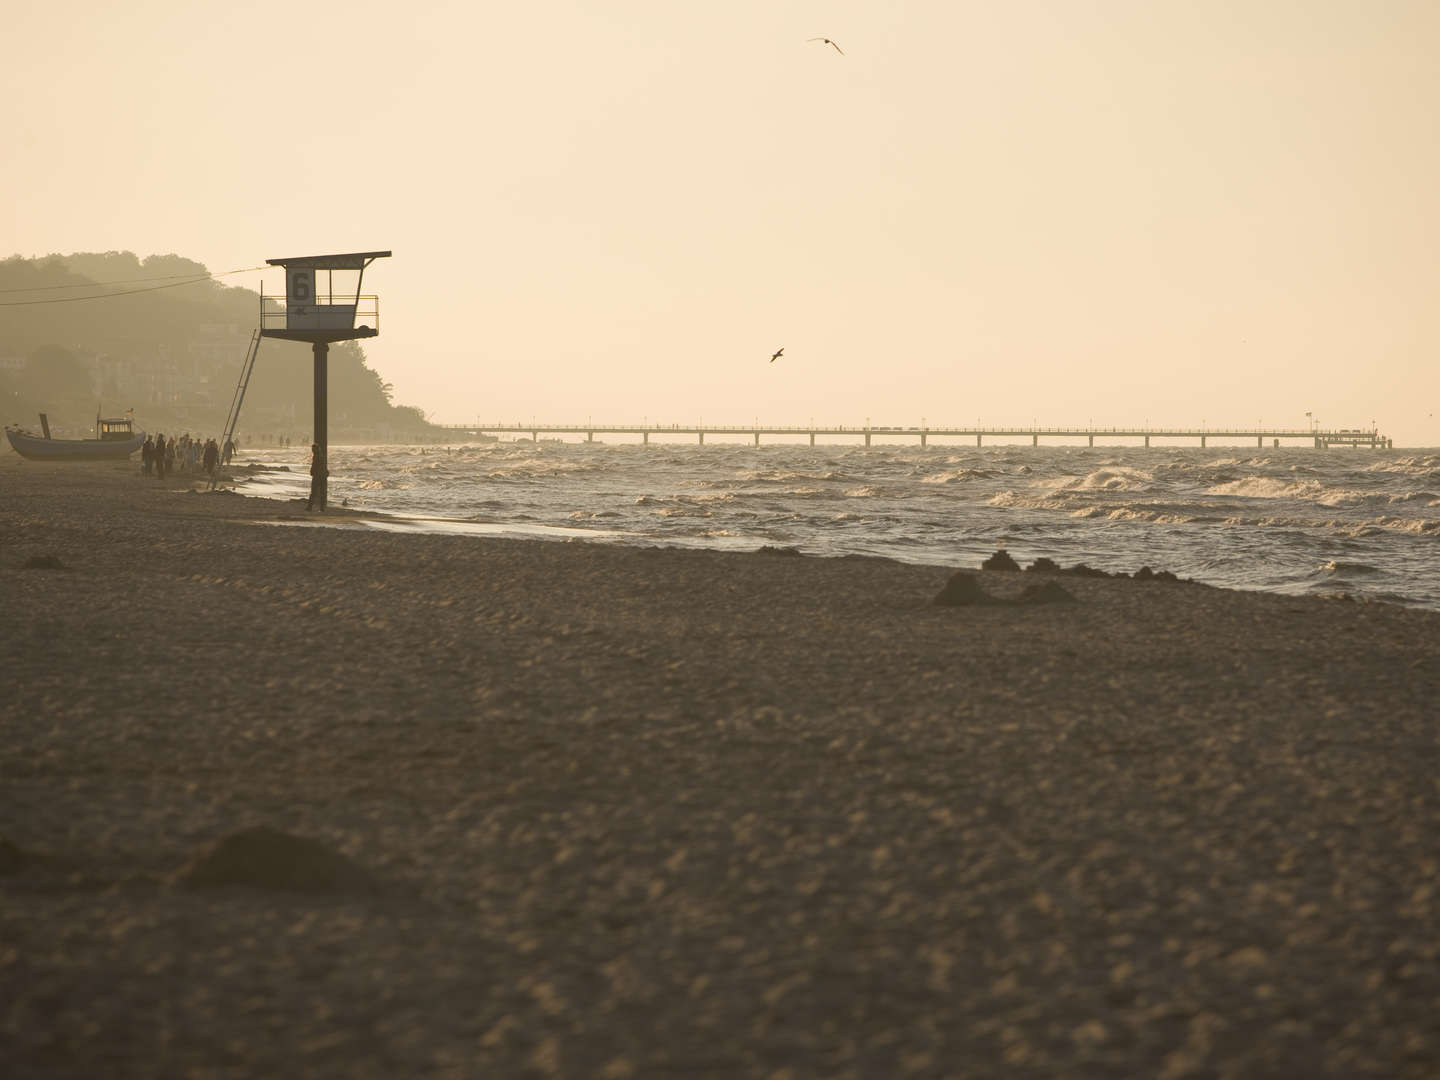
xmin=3 ymin=458 xmax=1439 ymax=1078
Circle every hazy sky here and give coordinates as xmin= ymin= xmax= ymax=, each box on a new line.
xmin=7 ymin=1 xmax=1439 ymax=445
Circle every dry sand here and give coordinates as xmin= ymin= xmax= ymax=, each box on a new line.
xmin=3 ymin=458 xmax=1439 ymax=1078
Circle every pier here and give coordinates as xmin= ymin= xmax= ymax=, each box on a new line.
xmin=448 ymin=423 xmax=1392 ymax=449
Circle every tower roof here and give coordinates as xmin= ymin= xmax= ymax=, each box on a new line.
xmin=265 ymin=251 xmax=391 ymax=270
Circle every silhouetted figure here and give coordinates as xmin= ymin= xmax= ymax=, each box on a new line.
xmin=306 ymin=443 xmax=326 ymax=511
xmin=141 ymin=435 xmax=154 ymax=476
xmin=203 ymin=438 xmax=219 ymax=479
xmin=153 ymin=433 xmax=166 ymax=479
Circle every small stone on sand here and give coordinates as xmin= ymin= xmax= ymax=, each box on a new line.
xmin=1134 ymin=566 xmax=1181 ymax=582
xmin=934 ymin=572 xmax=990 ymax=606
xmin=177 ymin=826 xmax=374 ymax=893
xmin=0 ymin=836 xmax=42 ymax=876
xmin=1017 ymin=581 xmax=1077 ymax=605
xmin=982 ymin=550 xmax=1020 ymax=572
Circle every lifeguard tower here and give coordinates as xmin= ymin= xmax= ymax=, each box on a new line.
xmin=259 ymin=251 xmax=390 ymax=510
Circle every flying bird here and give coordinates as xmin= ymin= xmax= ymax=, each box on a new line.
xmin=770 ymin=347 xmax=784 ymax=363
xmin=808 ymin=37 xmax=844 ymax=54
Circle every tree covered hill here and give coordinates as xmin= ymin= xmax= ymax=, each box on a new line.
xmin=1 ymin=252 xmax=440 ymax=442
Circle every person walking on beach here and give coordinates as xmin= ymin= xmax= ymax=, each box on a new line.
xmin=141 ymin=435 xmax=154 ymax=476
xmin=202 ymin=437 xmax=219 ymax=480
xmin=153 ymin=433 xmax=166 ymax=479
xmin=306 ymin=443 xmax=327 ymax=511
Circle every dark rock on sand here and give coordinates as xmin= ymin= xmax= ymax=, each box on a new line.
xmin=1017 ymin=555 xmax=1186 ymax=583
xmin=934 ymin=571 xmax=991 ymax=606
xmin=177 ymin=826 xmax=374 ymax=893
xmin=22 ymin=554 xmax=66 ymax=570
xmin=0 ymin=835 xmax=43 ymax=875
xmin=1133 ymin=566 xmax=1181 ymax=582
xmin=1016 ymin=580 xmax=1077 ymax=605
xmin=757 ymin=545 xmax=803 ymax=557
xmin=981 ymin=549 xmax=1020 ymax=572
xmin=938 ymin=571 xmax=1075 ymax=607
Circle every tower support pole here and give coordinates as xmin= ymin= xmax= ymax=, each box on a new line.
xmin=312 ymin=341 xmax=329 ymax=510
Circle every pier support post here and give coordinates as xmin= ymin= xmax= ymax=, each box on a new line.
xmin=643 ymin=431 xmax=648 ymax=445
xmin=586 ymin=431 xmax=593 ymax=443
xmin=1088 ymin=434 xmax=1093 ymax=447
xmin=699 ymin=432 xmax=704 ymax=445
xmin=1257 ymin=435 xmax=1263 ymax=447
xmin=1144 ymin=435 xmax=1150 ymax=448
xmin=921 ymin=433 xmax=927 ymax=447
xmin=311 ymin=341 xmax=328 ymax=511
xmin=754 ymin=431 xmax=760 ymax=446
xmin=809 ymin=432 xmax=815 ymax=446
xmin=976 ymin=434 xmax=981 ymax=447
xmin=865 ymin=432 xmax=871 ymax=447
xmin=531 ymin=431 xmax=537 ymax=442
xmin=1200 ymin=436 xmax=1206 ymax=448
xmin=1033 ymin=434 xmax=1038 ymax=447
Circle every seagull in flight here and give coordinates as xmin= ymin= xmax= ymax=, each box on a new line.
xmin=770 ymin=347 xmax=784 ymax=363
xmin=808 ymin=37 xmax=844 ymax=54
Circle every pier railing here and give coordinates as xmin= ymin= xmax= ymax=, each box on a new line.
xmin=441 ymin=423 xmax=1391 ymax=449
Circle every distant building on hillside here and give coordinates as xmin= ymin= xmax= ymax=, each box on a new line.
xmin=189 ymin=324 xmax=249 ymax=378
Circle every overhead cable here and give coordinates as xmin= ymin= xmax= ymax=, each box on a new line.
xmin=0 ymin=265 xmax=266 ymax=306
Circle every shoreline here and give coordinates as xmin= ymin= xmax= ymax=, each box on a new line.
xmin=4 ymin=459 xmax=1440 ymax=1076
xmin=222 ymin=440 xmax=1440 ymax=612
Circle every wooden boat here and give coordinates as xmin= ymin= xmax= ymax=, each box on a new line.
xmin=5 ymin=412 xmax=144 ymax=461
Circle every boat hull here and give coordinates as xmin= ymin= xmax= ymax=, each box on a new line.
xmin=5 ymin=427 xmax=144 ymax=461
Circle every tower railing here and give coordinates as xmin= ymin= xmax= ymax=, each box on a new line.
xmin=259 ymin=295 xmax=379 ymax=333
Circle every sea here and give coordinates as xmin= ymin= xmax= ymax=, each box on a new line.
xmin=234 ymin=439 xmax=1440 ymax=611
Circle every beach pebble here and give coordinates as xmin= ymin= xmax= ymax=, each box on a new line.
xmin=934 ymin=571 xmax=990 ymax=606
xmin=982 ymin=549 xmax=1021 ymax=572
xmin=176 ymin=826 xmax=374 ymax=893
xmin=0 ymin=835 xmax=43 ymax=876
xmin=1134 ymin=566 xmax=1180 ymax=582
xmin=1017 ymin=581 xmax=1077 ymax=605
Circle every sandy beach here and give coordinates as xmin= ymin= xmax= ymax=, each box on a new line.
xmin=3 ymin=457 xmax=1439 ymax=1078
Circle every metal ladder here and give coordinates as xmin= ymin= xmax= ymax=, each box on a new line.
xmin=210 ymin=328 xmax=262 ymax=490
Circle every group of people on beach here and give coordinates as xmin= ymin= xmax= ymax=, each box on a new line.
xmin=141 ymin=433 xmax=235 ymax=480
